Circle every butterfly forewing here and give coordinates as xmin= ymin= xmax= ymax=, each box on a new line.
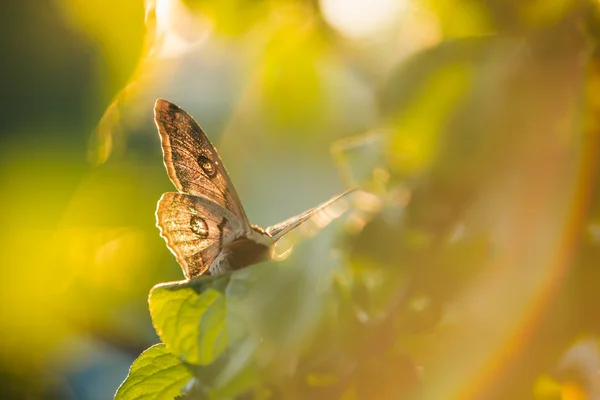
xmin=156 ymin=192 xmax=244 ymax=279
xmin=265 ymin=189 xmax=356 ymax=241
xmin=154 ymin=99 xmax=250 ymax=224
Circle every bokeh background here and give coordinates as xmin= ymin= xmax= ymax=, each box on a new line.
xmin=2 ymin=0 xmax=600 ymax=399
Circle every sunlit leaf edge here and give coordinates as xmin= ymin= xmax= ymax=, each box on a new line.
xmin=149 ymin=275 xmax=232 ymax=366
xmin=114 ymin=343 xmax=193 ymax=400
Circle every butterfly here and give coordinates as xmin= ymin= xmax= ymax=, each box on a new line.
xmin=154 ymin=98 xmax=353 ymax=279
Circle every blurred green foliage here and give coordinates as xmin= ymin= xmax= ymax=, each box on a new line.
xmin=3 ymin=0 xmax=600 ymax=399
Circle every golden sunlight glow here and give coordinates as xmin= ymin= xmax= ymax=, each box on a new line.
xmin=320 ymin=0 xmax=408 ymax=39
xmin=151 ymin=0 xmax=212 ymax=58
xmin=7 ymin=0 xmax=596 ymax=398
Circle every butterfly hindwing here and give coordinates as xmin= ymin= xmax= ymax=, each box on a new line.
xmin=156 ymin=192 xmax=245 ymax=279
xmin=154 ymin=99 xmax=250 ymax=224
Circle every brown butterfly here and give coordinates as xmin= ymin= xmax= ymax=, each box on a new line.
xmin=154 ymin=99 xmax=353 ymax=279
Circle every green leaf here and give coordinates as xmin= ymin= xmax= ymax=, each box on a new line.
xmin=149 ymin=275 xmax=234 ymax=366
xmin=114 ymin=344 xmax=192 ymax=400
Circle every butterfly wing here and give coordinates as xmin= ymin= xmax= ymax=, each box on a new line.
xmin=265 ymin=189 xmax=356 ymax=242
xmin=156 ymin=192 xmax=245 ymax=279
xmin=154 ymin=98 xmax=250 ymax=225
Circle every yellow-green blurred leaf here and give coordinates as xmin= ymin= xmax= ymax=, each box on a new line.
xmin=388 ymin=61 xmax=472 ymax=175
xmin=421 ymin=0 xmax=492 ymax=37
xmin=183 ymin=0 xmax=269 ymax=35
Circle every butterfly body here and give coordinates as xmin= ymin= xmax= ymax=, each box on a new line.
xmin=154 ymin=99 xmax=352 ymax=279
xmin=209 ymin=227 xmax=272 ymax=275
